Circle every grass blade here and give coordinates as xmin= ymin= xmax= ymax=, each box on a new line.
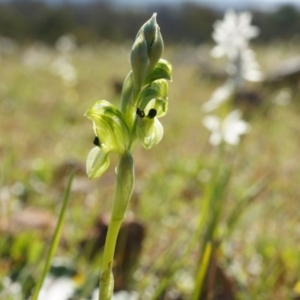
xmin=30 ymin=170 xmax=76 ymax=300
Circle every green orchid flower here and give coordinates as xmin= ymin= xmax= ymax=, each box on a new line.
xmin=85 ymin=100 xmax=131 ymax=178
xmin=121 ymin=58 xmax=172 ymax=132
xmin=135 ymin=79 xmax=168 ymax=149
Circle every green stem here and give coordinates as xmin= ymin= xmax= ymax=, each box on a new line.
xmin=192 ymin=242 xmax=212 ymax=300
xmin=31 ymin=170 xmax=75 ymax=300
xmin=99 ymin=151 xmax=134 ymax=300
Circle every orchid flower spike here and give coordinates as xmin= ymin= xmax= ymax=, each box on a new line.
xmin=85 ymin=14 xmax=172 ymax=178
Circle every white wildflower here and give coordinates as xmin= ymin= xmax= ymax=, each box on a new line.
xmin=203 ymin=109 xmax=250 ymax=146
xmin=22 ymin=44 xmax=51 ymax=68
xmin=113 ymin=290 xmax=139 ymax=300
xmin=0 ymin=277 xmax=22 ymax=300
xmin=202 ymin=80 xmax=234 ymax=112
xmin=51 ymin=56 xmax=77 ymax=86
xmin=226 ymin=48 xmax=263 ymax=86
xmin=211 ymin=9 xmax=262 ymax=86
xmin=55 ymin=34 xmax=77 ymax=54
xmin=175 ymin=270 xmax=194 ymax=293
xmin=211 ymin=9 xmax=259 ymax=60
xmin=37 ymin=276 xmax=76 ymax=300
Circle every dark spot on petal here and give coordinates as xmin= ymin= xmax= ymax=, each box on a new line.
xmin=93 ymin=136 xmax=101 ymax=147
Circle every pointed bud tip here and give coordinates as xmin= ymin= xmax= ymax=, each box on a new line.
xmin=150 ymin=13 xmax=159 ymax=27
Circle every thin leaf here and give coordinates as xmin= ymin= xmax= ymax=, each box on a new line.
xmin=31 ymin=170 xmax=75 ymax=300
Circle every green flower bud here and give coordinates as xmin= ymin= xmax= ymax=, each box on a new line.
xmin=131 ymin=34 xmax=148 ymax=93
xmin=142 ymin=13 xmax=164 ymax=71
xmin=131 ymin=13 xmax=164 ymax=93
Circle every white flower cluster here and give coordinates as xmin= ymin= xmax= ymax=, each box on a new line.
xmin=51 ymin=55 xmax=77 ymax=86
xmin=202 ymin=10 xmax=258 ymax=146
xmin=0 ymin=277 xmax=22 ymax=300
xmin=22 ymin=34 xmax=78 ymax=86
xmin=22 ymin=43 xmax=52 ymax=68
xmin=211 ymin=10 xmax=259 ymax=60
xmin=211 ymin=9 xmax=263 ymax=86
xmin=51 ymin=34 xmax=78 ymax=86
xmin=37 ymin=276 xmax=76 ymax=300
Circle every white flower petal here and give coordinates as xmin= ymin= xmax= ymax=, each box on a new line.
xmin=203 ymin=109 xmax=250 ymax=147
xmin=38 ymin=276 xmax=76 ymax=300
xmin=210 ymin=132 xmax=222 ymax=145
xmin=210 ymin=45 xmax=225 ymax=58
xmin=223 ymin=131 xmax=240 ymax=145
xmin=202 ymin=115 xmax=220 ymax=132
xmin=202 ymin=82 xmax=234 ymax=112
xmin=224 ymin=109 xmax=242 ymax=122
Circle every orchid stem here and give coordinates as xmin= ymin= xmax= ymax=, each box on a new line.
xmin=98 ymin=151 xmax=134 ymax=300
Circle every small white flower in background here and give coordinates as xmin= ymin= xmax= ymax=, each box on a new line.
xmin=202 ymin=9 xmax=263 ymax=113
xmin=0 ymin=277 xmax=22 ymax=300
xmin=203 ymin=109 xmax=250 ymax=146
xmin=226 ymin=48 xmax=263 ymax=86
xmin=55 ymin=34 xmax=77 ymax=54
xmin=174 ymin=270 xmax=194 ymax=293
xmin=202 ymin=80 xmax=234 ymax=112
xmin=113 ymin=290 xmax=139 ymax=300
xmin=37 ymin=276 xmax=76 ymax=300
xmin=211 ymin=9 xmax=259 ymax=60
xmin=50 ymin=35 xmax=78 ymax=86
xmin=51 ymin=56 xmax=77 ymax=86
xmin=22 ymin=44 xmax=52 ymax=68
xmin=211 ymin=9 xmax=263 ymax=87
xmin=22 ymin=36 xmax=78 ymax=86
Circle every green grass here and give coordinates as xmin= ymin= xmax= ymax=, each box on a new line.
xmin=1 ymin=42 xmax=300 ymax=300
